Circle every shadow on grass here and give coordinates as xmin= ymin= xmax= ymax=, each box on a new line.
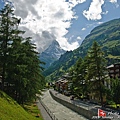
xmin=23 ymin=102 xmax=43 ymax=120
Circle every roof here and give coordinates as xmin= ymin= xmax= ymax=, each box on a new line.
xmin=107 ymin=63 xmax=120 ymax=69
xmin=107 ymin=64 xmax=114 ymax=69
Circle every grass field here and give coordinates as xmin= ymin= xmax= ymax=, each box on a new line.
xmin=0 ymin=90 xmax=43 ymax=120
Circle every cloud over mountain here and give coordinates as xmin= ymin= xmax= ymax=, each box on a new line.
xmin=8 ymin=0 xmax=87 ymax=52
xmin=5 ymin=0 xmax=119 ymax=52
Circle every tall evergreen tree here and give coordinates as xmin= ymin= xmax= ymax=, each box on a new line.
xmin=71 ymin=57 xmax=87 ymax=98
xmin=0 ymin=3 xmax=45 ymax=104
xmin=0 ymin=3 xmax=19 ymax=90
xmin=19 ymin=38 xmax=45 ymax=103
xmin=85 ymin=41 xmax=107 ymax=106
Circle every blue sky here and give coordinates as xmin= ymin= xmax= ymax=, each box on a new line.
xmin=0 ymin=0 xmax=120 ymax=52
xmin=66 ymin=0 xmax=120 ymax=45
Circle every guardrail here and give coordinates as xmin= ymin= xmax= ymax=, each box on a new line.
xmin=39 ymin=98 xmax=58 ymax=120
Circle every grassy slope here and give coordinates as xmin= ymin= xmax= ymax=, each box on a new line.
xmin=0 ymin=90 xmax=43 ymax=120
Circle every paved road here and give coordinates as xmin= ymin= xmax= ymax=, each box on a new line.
xmin=40 ymin=90 xmax=88 ymax=120
xmin=37 ymin=99 xmax=52 ymax=120
xmin=50 ymin=89 xmax=120 ymax=120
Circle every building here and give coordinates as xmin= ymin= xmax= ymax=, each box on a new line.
xmin=107 ymin=63 xmax=120 ymax=79
xmin=54 ymin=73 xmax=72 ymax=95
xmin=86 ymin=63 xmax=120 ymax=103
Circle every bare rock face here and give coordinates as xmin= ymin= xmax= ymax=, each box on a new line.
xmin=40 ymin=40 xmax=66 ymax=69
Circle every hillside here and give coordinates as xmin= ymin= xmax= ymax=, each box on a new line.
xmin=0 ymin=90 xmax=42 ymax=120
xmin=81 ymin=18 xmax=120 ymax=57
xmin=44 ymin=18 xmax=120 ymax=81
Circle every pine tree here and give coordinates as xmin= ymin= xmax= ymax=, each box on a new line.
xmin=0 ymin=3 xmax=45 ymax=104
xmin=85 ymin=41 xmax=107 ymax=106
xmin=0 ymin=3 xmax=19 ymax=90
xmin=71 ymin=57 xmax=87 ymax=98
xmin=19 ymin=38 xmax=45 ymax=103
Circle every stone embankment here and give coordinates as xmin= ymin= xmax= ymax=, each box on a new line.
xmin=49 ymin=89 xmax=112 ymax=120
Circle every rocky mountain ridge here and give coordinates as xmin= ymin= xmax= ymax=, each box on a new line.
xmin=40 ymin=40 xmax=66 ymax=69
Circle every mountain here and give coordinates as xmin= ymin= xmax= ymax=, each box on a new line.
xmin=40 ymin=40 xmax=66 ymax=69
xmin=44 ymin=18 xmax=120 ymax=80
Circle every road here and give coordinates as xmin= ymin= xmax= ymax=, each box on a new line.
xmin=40 ymin=90 xmax=88 ymax=120
xmin=49 ymin=90 xmax=120 ymax=120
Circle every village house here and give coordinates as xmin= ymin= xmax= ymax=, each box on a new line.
xmin=107 ymin=63 xmax=120 ymax=79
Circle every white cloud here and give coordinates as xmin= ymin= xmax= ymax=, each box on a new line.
xmin=69 ymin=0 xmax=86 ymax=7
xmin=77 ymin=36 xmax=81 ymax=40
xmin=109 ymin=0 xmax=117 ymax=3
xmin=82 ymin=27 xmax=86 ymax=31
xmin=109 ymin=0 xmax=119 ymax=7
xmin=83 ymin=0 xmax=119 ymax=20
xmin=7 ymin=0 xmax=85 ymax=52
xmin=83 ymin=0 xmax=104 ymax=20
xmin=60 ymin=38 xmax=79 ymax=50
xmin=97 ymin=22 xmax=103 ymax=25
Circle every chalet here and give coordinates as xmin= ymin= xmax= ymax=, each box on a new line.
xmin=54 ymin=73 xmax=72 ymax=95
xmin=107 ymin=63 xmax=120 ymax=79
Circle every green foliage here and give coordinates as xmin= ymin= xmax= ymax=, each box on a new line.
xmin=85 ymin=41 xmax=107 ymax=80
xmin=85 ymin=41 xmax=107 ymax=105
xmin=0 ymin=3 xmax=45 ymax=104
xmin=111 ymin=78 xmax=120 ymax=105
xmin=70 ymin=42 xmax=108 ymax=104
xmin=70 ymin=57 xmax=87 ymax=97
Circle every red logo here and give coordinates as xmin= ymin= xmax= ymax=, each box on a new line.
xmin=98 ymin=109 xmax=106 ymax=117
